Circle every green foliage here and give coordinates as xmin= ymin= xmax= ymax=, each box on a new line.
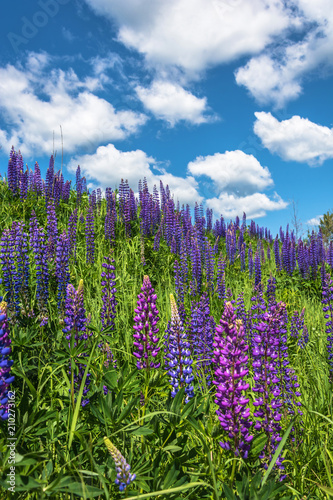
xmin=0 ymin=183 xmax=332 ymax=499
xmin=319 ymin=210 xmax=333 ymax=243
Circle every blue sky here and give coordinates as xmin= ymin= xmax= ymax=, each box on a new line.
xmin=0 ymin=0 xmax=333 ymax=237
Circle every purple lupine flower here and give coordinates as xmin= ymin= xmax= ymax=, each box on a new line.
xmin=0 ymin=229 xmax=16 ymax=313
xmin=104 ymin=437 xmax=136 ymax=492
xmin=190 ymin=292 xmax=215 ymax=387
xmin=254 ymin=249 xmax=262 ymax=290
xmin=33 ymin=161 xmax=43 ymax=195
xmin=321 ymin=269 xmax=333 ymax=381
xmin=62 ymin=180 xmax=71 ymax=203
xmin=226 ymin=224 xmax=237 ymax=265
xmin=213 ymin=301 xmax=253 ymax=458
xmin=0 ymin=301 xmax=15 ymax=420
xmin=133 ymin=276 xmax=160 ymax=370
xmin=298 ymin=325 xmax=309 ymax=349
xmin=55 ymin=231 xmax=71 ymax=314
xmin=216 ymin=252 xmax=226 ymax=301
xmin=251 ymin=302 xmax=285 ymax=472
xmin=45 ymin=155 xmax=55 ymax=202
xmin=7 ymin=146 xmax=18 ymax=196
xmin=85 ymin=206 xmax=95 ymax=264
xmin=97 ymin=187 xmax=102 ymax=214
xmin=101 ymin=253 xmax=117 ymax=332
xmin=12 ymin=222 xmax=30 ymax=315
xmin=290 ymin=308 xmax=305 ymax=339
xmin=89 ymin=190 xmax=97 ymax=213
xmin=236 ymin=292 xmax=250 ymax=342
xmin=206 ymin=208 xmax=213 ymax=232
xmin=29 ymin=215 xmax=49 ymax=324
xmin=204 ymin=238 xmax=214 ymax=293
xmin=19 ymin=167 xmax=28 ymax=201
xmin=105 ymin=209 xmax=116 ymax=246
xmin=266 ymin=274 xmax=277 ymax=306
xmin=267 ymin=245 xmax=271 ymax=261
xmin=76 ymin=165 xmax=82 ymax=206
xmin=63 ymin=280 xmax=91 ymax=406
xmin=164 ymin=294 xmax=194 ymax=402
xmin=46 ymin=198 xmax=58 ymax=261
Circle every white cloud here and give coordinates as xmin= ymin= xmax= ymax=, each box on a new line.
xmin=254 ymin=112 xmax=333 ymax=165
xmin=66 ymin=143 xmax=203 ymax=206
xmin=83 ymin=0 xmax=294 ymax=76
xmin=307 ymin=216 xmax=323 ymax=227
xmin=187 ymin=150 xmax=273 ymax=195
xmin=62 ymin=27 xmax=76 ymax=42
xmin=135 ymin=80 xmax=214 ymax=126
xmin=235 ymin=54 xmax=303 ymax=108
xmin=206 ymin=192 xmax=288 ymax=220
xmin=235 ymin=1 xmax=333 ymax=107
xmin=0 ymin=58 xmax=147 ymax=158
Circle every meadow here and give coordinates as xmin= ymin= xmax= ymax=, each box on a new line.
xmin=0 ymin=146 xmax=332 ymax=499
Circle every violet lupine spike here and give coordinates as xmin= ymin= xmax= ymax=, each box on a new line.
xmin=33 ymin=161 xmax=43 ymax=195
xmin=29 ymin=217 xmax=49 ymax=324
xmin=0 ymin=301 xmax=15 ymax=420
xmin=191 ymin=292 xmax=215 ymax=388
xmin=164 ymin=294 xmax=194 ymax=402
xmin=213 ymin=301 xmax=253 ymax=458
xmin=266 ymin=274 xmax=277 ymax=306
xmin=290 ymin=308 xmax=305 ymax=339
xmin=0 ymin=229 xmax=16 ymax=312
xmin=104 ymin=437 xmax=136 ymax=492
xmin=55 ymin=231 xmax=71 ymax=314
xmin=46 ymin=198 xmax=58 ymax=261
xmin=13 ymin=222 xmax=30 ymax=315
xmin=251 ymin=302 xmax=285 ymax=474
xmin=100 ymin=253 xmax=117 ymax=333
xmin=133 ymin=275 xmax=160 ymax=370
xmin=7 ymin=147 xmax=18 ymax=195
xmin=63 ymin=280 xmax=91 ymax=406
xmin=216 ymin=252 xmax=226 ymax=301
xmin=298 ymin=325 xmax=309 ymax=349
xmin=204 ymin=238 xmax=214 ymax=293
xmin=321 ymin=269 xmax=333 ymax=381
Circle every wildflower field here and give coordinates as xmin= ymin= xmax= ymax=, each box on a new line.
xmin=0 ymin=146 xmax=332 ymax=499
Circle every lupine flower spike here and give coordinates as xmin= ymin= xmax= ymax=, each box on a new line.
xmin=213 ymin=301 xmax=253 ymax=458
xmin=133 ymin=275 xmax=160 ymax=370
xmin=104 ymin=437 xmax=136 ymax=492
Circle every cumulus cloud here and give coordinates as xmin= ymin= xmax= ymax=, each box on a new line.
xmin=66 ymin=143 xmax=203 ymax=206
xmin=235 ymin=0 xmax=333 ymax=107
xmin=83 ymin=0 xmax=294 ymax=76
xmin=253 ymin=112 xmax=333 ymax=165
xmin=307 ymin=216 xmax=323 ymax=226
xmin=206 ymin=192 xmax=288 ymax=220
xmin=0 ymin=57 xmax=147 ymax=158
xmin=135 ymin=80 xmax=215 ymax=126
xmin=187 ymin=150 xmax=273 ymax=195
